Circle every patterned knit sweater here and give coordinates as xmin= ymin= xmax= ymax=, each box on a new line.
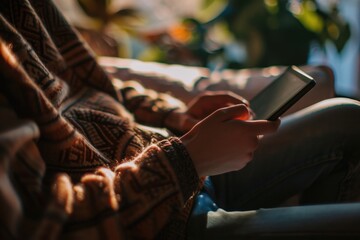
xmin=0 ymin=0 xmax=200 ymax=239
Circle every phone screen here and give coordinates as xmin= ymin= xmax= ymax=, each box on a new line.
xmin=250 ymin=66 xmax=316 ymax=120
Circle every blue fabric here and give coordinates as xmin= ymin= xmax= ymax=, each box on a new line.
xmin=192 ymin=178 xmax=218 ymax=215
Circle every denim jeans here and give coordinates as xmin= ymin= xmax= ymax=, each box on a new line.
xmin=187 ymin=98 xmax=360 ymax=239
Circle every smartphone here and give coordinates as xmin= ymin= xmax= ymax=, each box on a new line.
xmin=250 ymin=66 xmax=316 ymax=120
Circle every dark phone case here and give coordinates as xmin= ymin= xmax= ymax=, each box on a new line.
xmin=251 ymin=66 xmax=316 ymax=121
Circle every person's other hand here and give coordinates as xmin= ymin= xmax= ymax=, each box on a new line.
xmin=186 ymin=91 xmax=249 ymax=119
xmin=180 ymin=104 xmax=280 ymax=177
xmin=165 ymin=91 xmax=249 ymax=134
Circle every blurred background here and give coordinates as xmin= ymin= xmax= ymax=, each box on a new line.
xmin=54 ymin=0 xmax=360 ymax=99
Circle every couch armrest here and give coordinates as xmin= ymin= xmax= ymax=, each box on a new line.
xmin=99 ymin=57 xmax=335 ymax=115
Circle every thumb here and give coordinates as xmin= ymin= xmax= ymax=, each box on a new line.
xmin=209 ymin=104 xmax=250 ymax=122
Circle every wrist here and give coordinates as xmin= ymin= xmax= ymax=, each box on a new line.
xmin=158 ymin=138 xmax=200 ymax=200
xmin=164 ymin=109 xmax=186 ymax=136
xmin=164 ymin=109 xmax=180 ymax=127
xmin=180 ymin=132 xmax=203 ymax=177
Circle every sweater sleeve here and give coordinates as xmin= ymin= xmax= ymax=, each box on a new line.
xmin=114 ymin=80 xmax=187 ymax=128
xmin=60 ymin=137 xmax=200 ymax=240
xmin=35 ymin=0 xmax=188 ymax=128
xmin=113 ymin=137 xmax=199 ymax=239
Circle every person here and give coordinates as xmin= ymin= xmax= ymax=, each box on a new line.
xmin=187 ymin=97 xmax=360 ymax=239
xmin=0 ymin=0 xmax=359 ymax=240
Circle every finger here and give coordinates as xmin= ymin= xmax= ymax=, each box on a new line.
xmin=244 ymin=119 xmax=281 ymax=135
xmin=209 ymin=104 xmax=250 ymax=122
xmin=206 ymin=91 xmax=249 ymax=106
xmin=52 ymin=174 xmax=74 ymax=215
xmin=224 ymin=91 xmax=249 ymax=106
xmin=95 ymin=167 xmax=115 ymax=181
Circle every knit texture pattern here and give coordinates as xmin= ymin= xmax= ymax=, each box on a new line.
xmin=0 ymin=0 xmax=200 ymax=239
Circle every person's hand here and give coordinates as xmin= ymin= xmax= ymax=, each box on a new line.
xmin=180 ymin=104 xmax=280 ymax=177
xmin=186 ymin=91 xmax=249 ymax=119
xmin=165 ymin=91 xmax=249 ymax=134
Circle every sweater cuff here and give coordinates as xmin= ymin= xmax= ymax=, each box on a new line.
xmin=158 ymin=137 xmax=200 ymax=202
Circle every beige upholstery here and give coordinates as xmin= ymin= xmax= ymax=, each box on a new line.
xmin=100 ymin=57 xmax=335 ymax=116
